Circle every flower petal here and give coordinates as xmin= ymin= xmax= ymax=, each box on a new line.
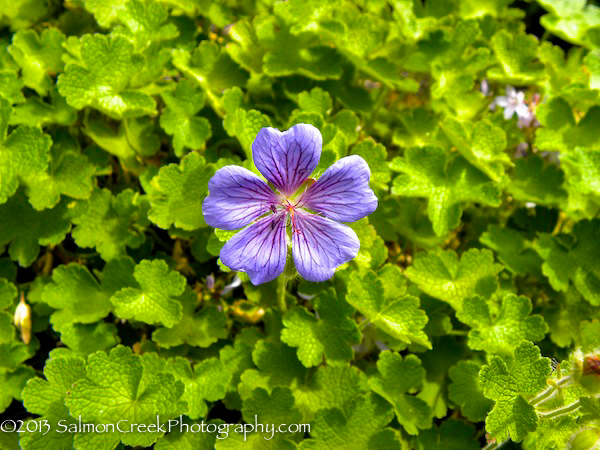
xmin=298 ymin=155 xmax=378 ymax=222
xmin=493 ymin=96 xmax=508 ymax=108
xmin=203 ymin=166 xmax=278 ymax=230
xmin=220 ymin=212 xmax=287 ymax=285
xmin=503 ymin=106 xmax=515 ymax=120
xmin=252 ymin=123 xmax=322 ymax=196
xmin=292 ymin=211 xmax=360 ymax=282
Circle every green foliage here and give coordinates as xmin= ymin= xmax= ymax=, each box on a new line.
xmin=281 ymin=288 xmax=360 ymax=367
xmin=458 ymin=294 xmax=549 ymax=354
xmin=391 ymin=147 xmax=502 ymax=236
xmin=2 ymin=1 xmax=600 ymax=449
xmin=479 ymin=341 xmax=552 ymax=442
xmin=405 ymin=249 xmax=502 ymax=311
xmin=347 ymin=266 xmax=430 ymax=348
xmin=111 ymin=259 xmax=186 ymax=327
xmin=369 ymin=351 xmax=431 ymax=435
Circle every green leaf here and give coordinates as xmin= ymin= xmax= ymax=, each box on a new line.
xmin=347 ymin=218 xmax=388 ymax=270
xmin=238 ymin=339 xmax=307 ymax=401
xmin=23 ymin=357 xmax=86 ymax=417
xmin=111 ymin=259 xmax=186 ymax=327
xmin=225 ymin=19 xmax=266 ymax=73
xmin=57 ymin=322 xmax=119 ymax=357
xmin=281 ymin=288 xmax=361 ymax=367
xmin=115 ymin=0 xmax=179 ymax=49
xmin=0 ymin=278 xmax=17 ymax=309
xmin=81 ymin=117 xmax=143 ymax=172
xmin=173 ymin=40 xmax=249 ymax=98
xmin=488 ymin=29 xmax=544 ymax=82
xmin=459 ymin=294 xmax=548 ymax=353
xmin=20 ymin=357 xmax=87 ymax=450
xmin=479 ymin=341 xmax=552 ymax=442
xmin=160 ymin=80 xmax=211 ymax=157
xmin=214 ymin=387 xmax=304 ymax=449
xmin=229 ymin=15 xmax=343 ymax=80
xmin=300 ymin=393 xmax=402 ymax=450
xmin=219 ymin=330 xmax=259 ymax=409
xmin=83 ymin=0 xmax=127 ymax=28
xmin=8 ymin=28 xmax=65 ymax=95
xmin=580 ymin=319 xmax=600 ymax=352
xmin=147 ymin=152 xmax=215 ymax=230
xmin=168 ymin=357 xmax=231 ymax=419
xmin=297 ymin=87 xmax=333 ymax=116
xmin=350 ymin=138 xmax=391 ymax=190
xmin=57 ymin=34 xmax=156 ymax=119
xmin=0 ymin=70 xmax=25 ymax=103
xmin=405 ymin=248 xmax=502 ymax=312
xmin=0 ymin=339 xmax=36 ymax=372
xmin=0 ymin=190 xmax=70 ymax=267
xmin=347 ymin=266 xmax=430 ymax=348
xmin=71 ymin=188 xmax=147 ymax=261
xmin=243 ymin=386 xmax=302 ymax=426
xmin=480 ymin=225 xmax=543 ymax=276
xmin=0 ymin=365 xmax=34 ymax=413
xmin=152 ymin=288 xmax=227 ymax=347
xmin=561 ymin=147 xmax=600 ymax=199
xmin=544 ymin=290 xmax=598 ymax=348
xmin=391 ymin=147 xmax=502 ymax=236
xmin=507 ymin=156 xmax=566 ymax=206
xmin=530 ymin=417 xmax=582 ymax=450
xmin=0 ymin=311 xmax=14 ymax=344
xmin=415 ymin=419 xmax=480 ymax=450
xmin=223 ymin=107 xmax=272 ymax=159
xmin=538 ymin=0 xmax=600 ymax=48
xmin=441 ymin=117 xmax=511 ymax=182
xmin=393 ymin=107 xmax=439 ymax=148
xmin=448 ymin=361 xmax=493 ymax=422
xmin=41 ymin=263 xmax=112 ymax=328
xmin=273 ymin=0 xmax=341 ymax=34
xmin=294 ymin=364 xmax=369 ymax=421
xmin=369 ymin=351 xmax=432 ymax=435
xmin=23 ymin=136 xmax=96 ymax=211
xmin=535 ymin=98 xmax=600 ymax=152
xmin=537 ymin=219 xmax=600 ymax=306
xmin=0 ymin=98 xmax=52 ymax=206
xmin=67 ymin=346 xmax=185 ymax=447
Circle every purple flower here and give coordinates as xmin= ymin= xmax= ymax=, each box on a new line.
xmin=202 ymin=124 xmax=378 ymax=285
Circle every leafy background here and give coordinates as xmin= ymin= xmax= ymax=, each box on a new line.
xmin=0 ymin=0 xmax=599 ymax=449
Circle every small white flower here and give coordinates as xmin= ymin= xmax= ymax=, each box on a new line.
xmin=493 ymin=86 xmax=534 ymax=127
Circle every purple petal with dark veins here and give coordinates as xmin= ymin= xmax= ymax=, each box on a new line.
xmin=298 ymin=155 xmax=378 ymax=222
xmin=291 ymin=211 xmax=360 ymax=282
xmin=220 ymin=212 xmax=287 ymax=285
xmin=203 ymin=165 xmax=278 ymax=231
xmin=252 ymin=124 xmax=322 ymax=196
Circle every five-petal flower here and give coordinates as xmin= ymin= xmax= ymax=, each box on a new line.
xmin=493 ymin=86 xmax=534 ymax=127
xmin=202 ymin=124 xmax=378 ymax=285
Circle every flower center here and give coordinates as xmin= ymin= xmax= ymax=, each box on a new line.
xmin=278 ymin=197 xmax=301 ymax=235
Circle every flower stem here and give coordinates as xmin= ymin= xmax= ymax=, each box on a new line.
xmin=530 ymin=376 xmax=572 ymax=406
xmin=277 ymin=274 xmax=287 ymax=314
xmin=538 ymin=400 xmax=581 ymax=420
xmin=483 ymin=440 xmax=507 ymax=450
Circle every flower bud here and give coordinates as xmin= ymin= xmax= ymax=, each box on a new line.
xmin=569 ymin=428 xmax=600 ymax=450
xmin=13 ymin=293 xmax=32 ymax=345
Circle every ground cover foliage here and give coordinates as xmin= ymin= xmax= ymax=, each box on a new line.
xmin=0 ymin=0 xmax=600 ymax=448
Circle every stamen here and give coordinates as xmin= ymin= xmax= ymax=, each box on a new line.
xmin=285 ymin=200 xmax=302 ymax=234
